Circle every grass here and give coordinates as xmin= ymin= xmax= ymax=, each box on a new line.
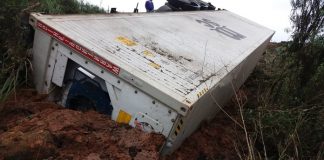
xmin=0 ymin=51 xmax=31 ymax=102
xmin=206 ymin=42 xmax=323 ymax=160
xmin=220 ymin=44 xmax=324 ymax=160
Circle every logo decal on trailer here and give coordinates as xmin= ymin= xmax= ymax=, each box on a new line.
xmin=196 ymin=18 xmax=246 ymax=40
xmin=37 ymin=21 xmax=120 ymax=75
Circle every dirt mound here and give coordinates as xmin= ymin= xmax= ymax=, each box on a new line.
xmin=0 ymin=89 xmax=241 ymax=160
xmin=0 ymin=90 xmax=164 ymax=160
xmin=167 ymin=104 xmax=242 ymax=160
xmin=0 ymin=89 xmax=56 ymax=134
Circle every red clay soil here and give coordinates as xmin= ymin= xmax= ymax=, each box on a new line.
xmin=0 ymin=89 xmax=242 ymax=160
xmin=167 ymin=104 xmax=243 ymax=160
xmin=0 ymin=90 xmax=164 ymax=160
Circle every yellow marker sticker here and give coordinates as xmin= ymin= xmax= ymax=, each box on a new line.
xmin=197 ymin=88 xmax=209 ymax=98
xmin=116 ymin=36 xmax=137 ymax=46
xmin=116 ymin=109 xmax=132 ymax=124
xmin=149 ymin=62 xmax=161 ymax=70
xmin=143 ymin=50 xmax=155 ymax=57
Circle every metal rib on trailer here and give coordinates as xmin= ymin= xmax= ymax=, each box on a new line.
xmin=29 ymin=11 xmax=274 ymax=116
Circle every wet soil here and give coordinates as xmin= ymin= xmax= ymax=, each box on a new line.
xmin=0 ymin=89 xmax=241 ymax=160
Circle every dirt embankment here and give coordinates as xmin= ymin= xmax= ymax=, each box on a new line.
xmin=167 ymin=103 xmax=242 ymax=160
xmin=0 ymin=89 xmax=241 ymax=160
xmin=0 ymin=90 xmax=164 ymax=160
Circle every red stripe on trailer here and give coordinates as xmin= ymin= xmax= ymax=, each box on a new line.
xmin=36 ymin=21 xmax=120 ymax=75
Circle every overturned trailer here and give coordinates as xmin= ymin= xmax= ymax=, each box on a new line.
xmin=29 ymin=10 xmax=274 ymax=154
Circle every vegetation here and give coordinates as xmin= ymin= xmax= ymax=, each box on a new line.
xmin=38 ymin=0 xmax=106 ymax=14
xmin=234 ymin=0 xmax=324 ymax=159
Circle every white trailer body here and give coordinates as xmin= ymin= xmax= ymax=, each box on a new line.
xmin=29 ymin=11 xmax=274 ymax=154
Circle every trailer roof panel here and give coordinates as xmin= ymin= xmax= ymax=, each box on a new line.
xmin=30 ymin=11 xmax=274 ymax=111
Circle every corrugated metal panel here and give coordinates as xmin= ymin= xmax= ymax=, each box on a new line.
xmin=30 ymin=11 xmax=274 ymax=109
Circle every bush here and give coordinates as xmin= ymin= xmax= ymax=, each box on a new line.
xmin=240 ymin=39 xmax=324 ymax=159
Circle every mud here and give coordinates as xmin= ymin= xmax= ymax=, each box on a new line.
xmin=144 ymin=42 xmax=193 ymax=63
xmin=167 ymin=103 xmax=242 ymax=160
xmin=0 ymin=89 xmax=241 ymax=160
xmin=0 ymin=89 xmax=164 ymax=160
